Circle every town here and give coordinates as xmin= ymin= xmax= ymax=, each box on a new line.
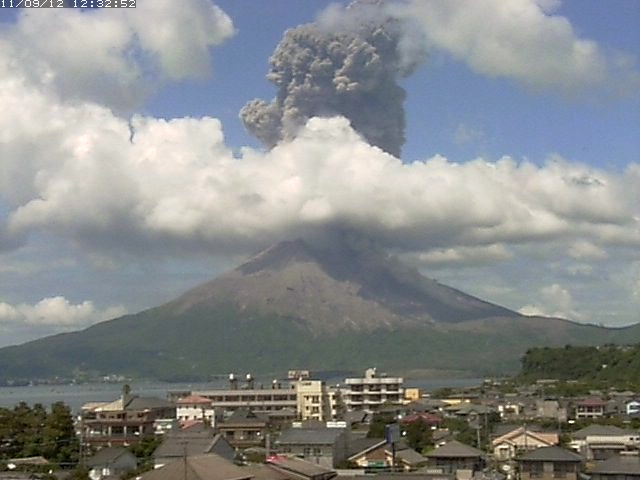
xmin=2 ymin=367 xmax=640 ymax=480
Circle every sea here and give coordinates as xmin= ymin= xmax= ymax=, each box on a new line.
xmin=0 ymin=377 xmax=484 ymax=413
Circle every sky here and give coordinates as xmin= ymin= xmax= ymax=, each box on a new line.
xmin=0 ymin=0 xmax=638 ymax=347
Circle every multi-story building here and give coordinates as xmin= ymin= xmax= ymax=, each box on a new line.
xmin=176 ymin=394 xmax=215 ymax=425
xmin=295 ymin=379 xmax=341 ymax=421
xmin=80 ymin=388 xmax=176 ymax=447
xmin=342 ymin=367 xmax=404 ymax=413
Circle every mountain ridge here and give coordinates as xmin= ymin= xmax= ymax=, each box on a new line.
xmin=0 ymin=237 xmax=638 ymax=383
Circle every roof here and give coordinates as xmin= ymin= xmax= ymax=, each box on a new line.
xmin=277 ymin=427 xmax=345 ymax=446
xmin=267 ymin=455 xmax=337 ymax=479
xmin=518 ymin=446 xmax=583 ymax=463
xmin=127 ymin=396 xmax=175 ymax=410
xmin=576 ymin=397 xmax=606 ymax=407
xmin=425 ymin=440 xmax=484 ymax=458
xmin=395 ymin=447 xmax=428 ymax=465
xmin=347 ymin=436 xmax=387 ymax=458
xmin=154 ymin=430 xmax=226 ymax=458
xmin=178 ymin=395 xmax=213 ymax=405
xmin=221 ymin=408 xmax=268 ymax=426
xmin=401 ymin=412 xmax=442 ymax=425
xmin=571 ymin=424 xmax=629 ymax=439
xmin=87 ymin=447 xmax=135 ymax=466
xmin=591 ymin=455 xmax=640 ymax=475
xmin=140 ymin=454 xmax=251 ymax=480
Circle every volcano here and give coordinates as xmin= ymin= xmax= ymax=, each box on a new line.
xmin=0 ymin=238 xmax=637 ymax=382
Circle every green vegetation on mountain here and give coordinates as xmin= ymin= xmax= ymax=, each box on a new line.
xmin=518 ymin=344 xmax=640 ymax=388
xmin=1 ymin=239 xmax=640 ymax=383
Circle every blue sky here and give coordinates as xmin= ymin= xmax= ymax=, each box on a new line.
xmin=0 ymin=0 xmax=638 ymax=346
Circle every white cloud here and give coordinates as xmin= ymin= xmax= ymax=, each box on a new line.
xmin=519 ymin=283 xmax=585 ymax=321
xmin=568 ymin=240 xmax=608 ymax=260
xmin=2 ymin=0 xmax=234 ymax=110
xmin=390 ymin=0 xmax=637 ymax=93
xmin=0 ymin=297 xmax=126 ymax=330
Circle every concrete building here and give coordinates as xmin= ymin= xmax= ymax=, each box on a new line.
xmin=342 ymin=368 xmax=404 ymax=413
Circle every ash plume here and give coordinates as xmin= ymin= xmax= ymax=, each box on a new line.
xmin=240 ymin=0 xmax=426 ymax=158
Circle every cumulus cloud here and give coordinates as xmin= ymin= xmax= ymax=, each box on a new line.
xmin=389 ymin=0 xmax=637 ymax=93
xmin=2 ymin=0 xmax=234 ymax=111
xmin=0 ymin=297 xmax=126 ymax=345
xmin=519 ymin=283 xmax=585 ymax=321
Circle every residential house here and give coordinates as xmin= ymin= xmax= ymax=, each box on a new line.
xmin=424 ymin=439 xmax=485 ymax=477
xmin=343 ymin=368 xmax=404 ymax=413
xmin=139 ymin=453 xmax=252 ymax=480
xmin=217 ymin=408 xmax=269 ymax=449
xmin=346 ymin=437 xmax=427 ymax=471
xmin=517 ymin=446 xmax=583 ymax=480
xmin=153 ymin=424 xmax=235 ymax=469
xmin=591 ymin=454 xmax=640 ymax=480
xmin=569 ymin=425 xmax=640 ymax=461
xmin=275 ymin=425 xmax=349 ymax=469
xmin=87 ymin=446 xmax=137 ymax=480
xmin=575 ymin=397 xmax=606 ymax=419
xmin=627 ymin=400 xmax=640 ymax=417
xmin=176 ymin=395 xmax=215 ymax=425
xmin=256 ymin=455 xmax=337 ymax=480
xmin=536 ymin=399 xmax=567 ymax=422
xmin=81 ymin=388 xmax=176 ymax=447
xmin=492 ymin=425 xmax=559 ymax=462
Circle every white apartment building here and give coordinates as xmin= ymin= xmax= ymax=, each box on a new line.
xmin=176 ymin=394 xmax=215 ymax=425
xmin=342 ymin=367 xmax=404 ymax=413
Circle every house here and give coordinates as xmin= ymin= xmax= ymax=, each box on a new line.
xmin=81 ymin=388 xmax=176 ymax=447
xmin=139 ymin=453 xmax=252 ymax=480
xmin=153 ymin=424 xmax=235 ymax=469
xmin=424 ymin=439 xmax=485 ymax=477
xmin=517 ymin=446 xmax=583 ymax=480
xmin=627 ymin=400 xmax=640 ymax=417
xmin=275 ymin=425 xmax=348 ymax=468
xmin=346 ymin=437 xmax=427 ymax=471
xmin=87 ymin=446 xmax=137 ymax=480
xmin=176 ymin=395 xmax=215 ymax=425
xmin=492 ymin=425 xmax=559 ymax=462
xmin=259 ymin=455 xmax=337 ymax=480
xmin=217 ymin=408 xmax=269 ymax=449
xmin=591 ymin=454 xmax=640 ymax=480
xmin=575 ymin=397 xmax=606 ymax=419
xmin=569 ymin=424 xmax=640 ymax=461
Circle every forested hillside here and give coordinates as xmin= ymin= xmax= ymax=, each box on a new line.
xmin=519 ymin=344 xmax=640 ymax=387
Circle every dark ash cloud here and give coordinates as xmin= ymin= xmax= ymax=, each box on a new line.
xmin=240 ymin=0 xmax=426 ymax=158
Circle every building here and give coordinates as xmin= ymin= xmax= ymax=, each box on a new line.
xmin=591 ymin=454 xmax=640 ymax=480
xmin=575 ymin=397 xmax=606 ymax=419
xmin=424 ymin=439 xmax=485 ymax=476
xmin=80 ymin=388 xmax=176 ymax=447
xmin=517 ymin=446 xmax=583 ymax=480
xmin=296 ymin=379 xmax=340 ymax=421
xmin=569 ymin=425 xmax=640 ymax=461
xmin=86 ymin=446 xmax=137 ymax=480
xmin=217 ymin=408 xmax=269 ymax=449
xmin=275 ymin=424 xmax=349 ymax=469
xmin=342 ymin=368 xmax=404 ymax=413
xmin=153 ymin=424 xmax=235 ymax=469
xmin=492 ymin=425 xmax=559 ymax=462
xmin=139 ymin=454 xmax=252 ymax=480
xmin=176 ymin=395 xmax=215 ymax=425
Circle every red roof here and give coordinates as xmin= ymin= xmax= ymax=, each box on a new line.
xmin=577 ymin=397 xmax=605 ymax=407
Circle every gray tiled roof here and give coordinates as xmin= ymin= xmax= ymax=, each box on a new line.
xmin=571 ymin=424 xmax=630 ymax=439
xmin=518 ymin=446 xmax=583 ymax=463
xmin=87 ymin=447 xmax=134 ymax=467
xmin=591 ymin=455 xmax=640 ymax=475
xmin=277 ymin=427 xmax=345 ymax=445
xmin=425 ymin=440 xmax=484 ymax=458
xmin=140 ymin=454 xmax=251 ymax=480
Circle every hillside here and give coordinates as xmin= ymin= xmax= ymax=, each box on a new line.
xmin=519 ymin=344 xmax=640 ymax=386
xmin=1 ymin=238 xmax=639 ymax=383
